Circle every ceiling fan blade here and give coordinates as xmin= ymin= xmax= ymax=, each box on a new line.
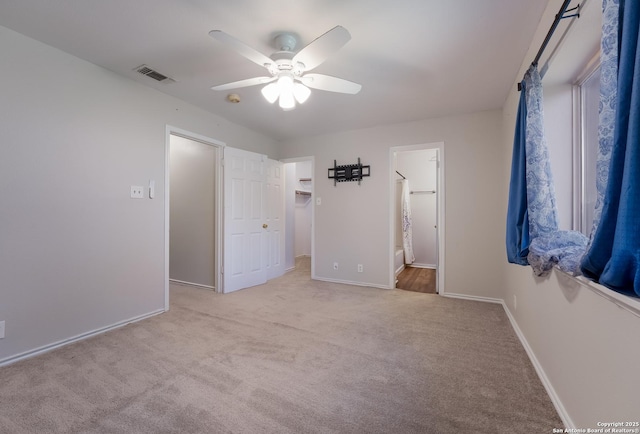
xmin=211 ymin=76 xmax=276 ymax=91
xmin=292 ymin=26 xmax=351 ymax=71
xmin=209 ymin=30 xmax=274 ymax=68
xmin=299 ymin=74 xmax=362 ymax=94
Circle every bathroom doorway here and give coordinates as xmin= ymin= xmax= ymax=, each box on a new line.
xmin=389 ymin=143 xmax=444 ymax=294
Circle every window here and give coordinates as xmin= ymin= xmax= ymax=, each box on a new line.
xmin=574 ymin=62 xmax=601 ymax=236
xmin=572 ymin=61 xmax=640 ymax=313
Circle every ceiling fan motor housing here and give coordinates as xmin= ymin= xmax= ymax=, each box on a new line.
xmin=273 ymin=33 xmax=297 ymax=52
xmin=268 ymin=52 xmax=304 ymax=77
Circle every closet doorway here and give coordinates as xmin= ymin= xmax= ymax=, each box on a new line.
xmin=283 ymin=157 xmax=314 ymax=277
xmin=165 ymin=128 xmax=223 ymax=308
xmin=389 ymin=143 xmax=444 ymax=294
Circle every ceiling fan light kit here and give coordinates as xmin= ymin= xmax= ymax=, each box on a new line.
xmin=261 ymin=73 xmax=312 ymax=109
xmin=209 ymin=26 xmax=362 ymax=111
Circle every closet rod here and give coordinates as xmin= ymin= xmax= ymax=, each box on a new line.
xmin=517 ymin=0 xmax=579 ymax=91
xmin=410 ymin=190 xmax=436 ymax=194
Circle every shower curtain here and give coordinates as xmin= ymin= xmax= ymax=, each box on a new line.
xmin=401 ymin=179 xmax=415 ymax=265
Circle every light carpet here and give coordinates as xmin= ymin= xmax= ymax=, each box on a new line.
xmin=0 ymin=258 xmax=562 ymax=433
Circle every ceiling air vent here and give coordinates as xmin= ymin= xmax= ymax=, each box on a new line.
xmin=134 ymin=65 xmax=175 ymax=83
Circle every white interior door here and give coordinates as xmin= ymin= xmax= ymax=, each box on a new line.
xmin=266 ymin=159 xmax=285 ymax=280
xmin=223 ymin=147 xmax=268 ymax=293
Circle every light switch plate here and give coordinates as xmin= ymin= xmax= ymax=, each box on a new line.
xmin=0 ymin=321 xmax=5 ymax=339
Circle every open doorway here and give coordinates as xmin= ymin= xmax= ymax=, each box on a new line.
xmin=283 ymin=157 xmax=314 ymax=277
xmin=389 ymin=143 xmax=444 ymax=294
xmin=164 ymin=127 xmax=224 ymax=309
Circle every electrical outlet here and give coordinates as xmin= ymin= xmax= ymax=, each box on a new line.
xmin=513 ymin=294 xmax=517 ymax=311
xmin=0 ymin=321 xmax=5 ymax=339
xmin=130 ymin=185 xmax=144 ymax=199
xmin=333 ymin=262 xmax=338 ymax=270
xmin=357 ymin=264 xmax=363 ymax=273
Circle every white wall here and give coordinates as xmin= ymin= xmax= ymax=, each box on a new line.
xmin=396 ymin=149 xmax=438 ymax=267
xmin=500 ymin=0 xmax=640 ymax=427
xmin=0 ymin=25 xmax=277 ymax=363
xmin=278 ymin=110 xmax=505 ymax=297
xmin=169 ymin=135 xmax=216 ymax=288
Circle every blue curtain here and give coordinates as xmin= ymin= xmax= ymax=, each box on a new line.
xmin=522 ymin=67 xmax=559 ymax=239
xmin=581 ymin=0 xmax=640 ymax=297
xmin=506 ymin=66 xmax=560 ymax=267
xmin=506 ymin=81 xmax=530 ymax=265
xmin=588 ymin=0 xmax=619 ymax=242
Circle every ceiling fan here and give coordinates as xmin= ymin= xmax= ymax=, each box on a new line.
xmin=209 ymin=25 xmax=362 ymax=110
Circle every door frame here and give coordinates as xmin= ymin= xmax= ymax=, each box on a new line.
xmin=388 ymin=142 xmax=445 ymax=293
xmin=165 ymin=126 xmax=225 ymax=310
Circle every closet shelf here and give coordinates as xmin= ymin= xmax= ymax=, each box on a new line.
xmin=299 ymin=178 xmax=312 ymax=182
xmin=295 ymin=190 xmax=312 ymax=196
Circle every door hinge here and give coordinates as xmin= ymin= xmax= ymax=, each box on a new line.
xmin=221 ymin=265 xmax=224 ymax=274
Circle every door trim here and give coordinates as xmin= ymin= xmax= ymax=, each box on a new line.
xmin=165 ymin=125 xmax=225 ymax=311
xmin=389 ymin=142 xmax=445 ymax=294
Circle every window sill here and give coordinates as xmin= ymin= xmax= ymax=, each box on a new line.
xmin=555 ymin=268 xmax=640 ymax=318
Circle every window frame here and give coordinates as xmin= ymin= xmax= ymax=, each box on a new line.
xmin=572 ymin=54 xmax=601 ymax=235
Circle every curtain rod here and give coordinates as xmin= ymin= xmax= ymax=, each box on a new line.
xmin=396 ymin=170 xmax=406 ymax=179
xmin=518 ymin=0 xmax=580 ymax=91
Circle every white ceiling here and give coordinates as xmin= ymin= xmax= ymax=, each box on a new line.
xmin=0 ymin=0 xmax=548 ymax=141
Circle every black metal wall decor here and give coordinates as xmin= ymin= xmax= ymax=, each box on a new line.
xmin=328 ymin=158 xmax=370 ymax=186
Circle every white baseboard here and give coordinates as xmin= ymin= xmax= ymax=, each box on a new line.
xmin=0 ymin=309 xmax=165 ymax=368
xmin=441 ymin=292 xmax=503 ymax=304
xmin=313 ymin=276 xmax=391 ymax=290
xmin=169 ymin=278 xmax=214 ymax=290
xmin=409 ymin=263 xmax=436 ymax=269
xmin=395 ymin=264 xmax=405 ymax=276
xmin=501 ymin=302 xmax=573 ymax=429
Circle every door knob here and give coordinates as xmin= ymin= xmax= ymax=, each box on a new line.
xmin=263 ymin=223 xmax=268 ymax=229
